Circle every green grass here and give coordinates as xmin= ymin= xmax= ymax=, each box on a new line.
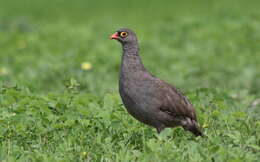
xmin=0 ymin=0 xmax=260 ymax=161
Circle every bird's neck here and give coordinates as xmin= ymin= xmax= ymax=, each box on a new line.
xmin=121 ymin=42 xmax=145 ymax=74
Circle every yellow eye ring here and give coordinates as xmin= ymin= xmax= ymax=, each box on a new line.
xmin=120 ymin=32 xmax=128 ymax=38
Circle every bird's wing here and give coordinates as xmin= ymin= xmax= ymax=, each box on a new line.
xmin=156 ymin=79 xmax=197 ymax=121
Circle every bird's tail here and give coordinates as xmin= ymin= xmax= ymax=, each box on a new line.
xmin=182 ymin=118 xmax=204 ymax=137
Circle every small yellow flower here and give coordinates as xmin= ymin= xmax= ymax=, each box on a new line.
xmin=81 ymin=62 xmax=92 ymax=70
xmin=202 ymin=123 xmax=208 ymax=128
xmin=0 ymin=67 xmax=9 ymax=75
xmin=82 ymin=151 xmax=88 ymax=156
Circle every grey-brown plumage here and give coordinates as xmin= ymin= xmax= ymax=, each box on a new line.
xmin=110 ymin=28 xmax=203 ymax=136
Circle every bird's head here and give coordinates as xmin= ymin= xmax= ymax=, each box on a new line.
xmin=110 ymin=28 xmax=137 ymax=45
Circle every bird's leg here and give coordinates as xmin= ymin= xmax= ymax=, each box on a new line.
xmin=156 ymin=126 xmax=165 ymax=134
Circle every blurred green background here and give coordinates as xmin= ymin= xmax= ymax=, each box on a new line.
xmin=1 ymin=0 xmax=259 ymax=97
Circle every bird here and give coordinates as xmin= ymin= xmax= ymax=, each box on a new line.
xmin=110 ymin=28 xmax=203 ymax=136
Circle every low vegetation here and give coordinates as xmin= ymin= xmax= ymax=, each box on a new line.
xmin=0 ymin=0 xmax=259 ymax=161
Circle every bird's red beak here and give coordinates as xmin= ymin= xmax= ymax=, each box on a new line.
xmin=110 ymin=32 xmax=119 ymax=40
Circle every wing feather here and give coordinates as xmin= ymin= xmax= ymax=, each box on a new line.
xmin=156 ymin=79 xmax=197 ymax=121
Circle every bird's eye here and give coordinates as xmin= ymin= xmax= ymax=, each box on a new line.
xmin=120 ymin=32 xmax=128 ymax=38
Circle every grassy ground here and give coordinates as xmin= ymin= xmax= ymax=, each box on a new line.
xmin=0 ymin=0 xmax=260 ymax=161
